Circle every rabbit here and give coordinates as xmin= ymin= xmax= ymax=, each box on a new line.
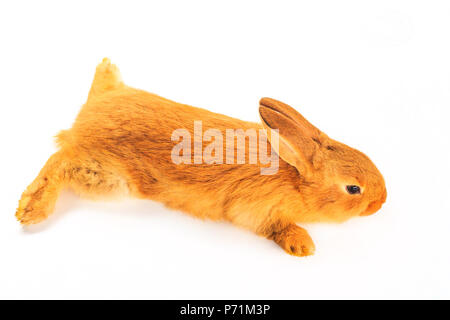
xmin=16 ymin=58 xmax=387 ymax=256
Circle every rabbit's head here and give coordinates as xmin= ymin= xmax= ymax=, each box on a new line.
xmin=259 ymin=98 xmax=387 ymax=223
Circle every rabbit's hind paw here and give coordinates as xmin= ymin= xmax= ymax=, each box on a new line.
xmin=16 ymin=177 xmax=58 ymax=225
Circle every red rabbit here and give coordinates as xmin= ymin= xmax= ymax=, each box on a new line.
xmin=16 ymin=58 xmax=387 ymax=256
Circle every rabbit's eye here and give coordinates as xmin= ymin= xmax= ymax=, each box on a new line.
xmin=346 ymin=185 xmax=361 ymax=195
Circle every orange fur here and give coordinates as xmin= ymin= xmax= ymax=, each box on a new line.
xmin=16 ymin=58 xmax=387 ymax=256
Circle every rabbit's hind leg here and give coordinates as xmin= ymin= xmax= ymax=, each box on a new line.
xmin=87 ymin=58 xmax=124 ymax=102
xmin=67 ymin=157 xmax=130 ymax=200
xmin=16 ymin=152 xmax=129 ymax=225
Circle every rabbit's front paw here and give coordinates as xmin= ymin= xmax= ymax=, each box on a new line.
xmin=270 ymin=224 xmax=315 ymax=257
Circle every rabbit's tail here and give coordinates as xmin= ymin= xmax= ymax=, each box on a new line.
xmin=87 ymin=58 xmax=124 ymax=102
xmin=55 ymin=129 xmax=72 ymax=150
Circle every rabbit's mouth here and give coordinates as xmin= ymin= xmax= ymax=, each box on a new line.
xmin=360 ymin=189 xmax=387 ymax=216
xmin=360 ymin=201 xmax=382 ymax=216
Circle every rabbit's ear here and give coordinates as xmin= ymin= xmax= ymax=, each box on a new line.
xmin=259 ymin=98 xmax=325 ymax=173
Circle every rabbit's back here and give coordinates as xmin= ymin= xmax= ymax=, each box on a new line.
xmin=58 ymin=88 xmax=298 ymax=223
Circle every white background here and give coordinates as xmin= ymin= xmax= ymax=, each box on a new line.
xmin=1 ymin=0 xmax=449 ymax=299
